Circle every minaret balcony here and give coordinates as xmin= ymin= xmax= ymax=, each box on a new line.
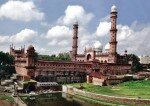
xmin=109 ymin=41 xmax=117 ymax=44
xmin=110 ymin=29 xmax=117 ymax=31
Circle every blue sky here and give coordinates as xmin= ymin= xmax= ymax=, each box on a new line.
xmin=0 ymin=0 xmax=150 ymax=55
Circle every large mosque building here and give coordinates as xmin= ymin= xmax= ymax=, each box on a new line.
xmin=10 ymin=5 xmax=131 ymax=86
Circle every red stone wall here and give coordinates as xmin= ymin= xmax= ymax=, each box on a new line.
xmin=15 ymin=66 xmax=28 ymax=76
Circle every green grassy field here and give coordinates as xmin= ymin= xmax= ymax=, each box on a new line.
xmin=0 ymin=95 xmax=14 ymax=103
xmin=68 ymin=80 xmax=150 ymax=99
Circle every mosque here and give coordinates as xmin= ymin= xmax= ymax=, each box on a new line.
xmin=71 ymin=5 xmax=127 ymax=64
xmin=10 ymin=5 xmax=131 ymax=87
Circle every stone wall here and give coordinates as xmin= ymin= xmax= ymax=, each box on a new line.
xmin=62 ymin=85 xmax=150 ymax=106
xmin=92 ymin=78 xmax=104 ymax=86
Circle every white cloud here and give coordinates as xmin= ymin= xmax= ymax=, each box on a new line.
xmin=0 ymin=35 xmax=9 ymax=43
xmin=117 ymin=25 xmax=134 ymax=41
xmin=48 ymin=39 xmax=57 ymax=46
xmin=11 ymin=29 xmax=38 ymax=43
xmin=117 ymin=24 xmax=150 ymax=55
xmin=58 ymin=40 xmax=68 ymax=46
xmin=58 ymin=5 xmax=94 ymax=26
xmin=0 ymin=28 xmax=38 ymax=44
xmin=0 ymin=28 xmax=39 ymax=53
xmin=95 ymin=21 xmax=111 ymax=37
xmin=46 ymin=25 xmax=72 ymax=52
xmin=46 ymin=26 xmax=71 ymax=39
xmin=0 ymin=0 xmax=44 ymax=22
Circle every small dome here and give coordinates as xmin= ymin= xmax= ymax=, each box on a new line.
xmin=93 ymin=41 xmax=103 ymax=51
xmin=111 ymin=5 xmax=117 ymax=12
xmin=28 ymin=45 xmax=34 ymax=50
xmin=105 ymin=43 xmax=110 ymax=51
xmin=74 ymin=18 xmax=78 ymax=25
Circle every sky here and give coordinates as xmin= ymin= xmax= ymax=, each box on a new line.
xmin=0 ymin=0 xmax=150 ymax=56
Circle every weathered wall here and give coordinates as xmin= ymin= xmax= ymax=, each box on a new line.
xmin=15 ymin=66 xmax=28 ymax=76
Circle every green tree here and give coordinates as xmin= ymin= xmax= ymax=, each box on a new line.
xmin=37 ymin=53 xmax=71 ymax=61
xmin=58 ymin=53 xmax=71 ymax=61
xmin=34 ymin=52 xmax=38 ymax=61
xmin=127 ymin=54 xmax=143 ymax=72
xmin=0 ymin=51 xmax=15 ymax=81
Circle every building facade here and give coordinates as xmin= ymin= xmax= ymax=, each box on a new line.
xmin=139 ymin=56 xmax=150 ymax=64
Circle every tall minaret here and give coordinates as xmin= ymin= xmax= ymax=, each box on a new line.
xmin=71 ymin=21 xmax=78 ymax=61
xmin=109 ymin=5 xmax=118 ymax=63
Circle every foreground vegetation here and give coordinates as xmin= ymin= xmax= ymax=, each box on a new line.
xmin=0 ymin=51 xmax=15 ymax=83
xmin=68 ymin=80 xmax=150 ymax=99
xmin=0 ymin=95 xmax=14 ymax=103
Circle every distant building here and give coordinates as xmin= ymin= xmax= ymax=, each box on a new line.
xmin=139 ymin=56 xmax=150 ymax=64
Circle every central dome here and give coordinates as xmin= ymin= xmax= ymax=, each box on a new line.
xmin=86 ymin=47 xmax=92 ymax=52
xmin=93 ymin=41 xmax=103 ymax=51
xmin=85 ymin=45 xmax=93 ymax=52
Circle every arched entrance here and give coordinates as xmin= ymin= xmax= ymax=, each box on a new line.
xmin=87 ymin=54 xmax=91 ymax=61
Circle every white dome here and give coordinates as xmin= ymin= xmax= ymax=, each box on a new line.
xmin=111 ymin=5 xmax=117 ymax=12
xmin=105 ymin=43 xmax=110 ymax=51
xmin=86 ymin=45 xmax=92 ymax=51
xmin=93 ymin=41 xmax=103 ymax=51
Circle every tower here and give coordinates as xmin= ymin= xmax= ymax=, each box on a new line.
xmin=71 ymin=21 xmax=78 ymax=61
xmin=92 ymin=49 xmax=96 ymax=60
xmin=26 ymin=45 xmax=36 ymax=78
xmin=26 ymin=45 xmax=35 ymax=67
xmin=109 ymin=5 xmax=118 ymax=63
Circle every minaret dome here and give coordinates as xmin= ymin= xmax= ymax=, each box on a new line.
xmin=111 ymin=5 xmax=117 ymax=12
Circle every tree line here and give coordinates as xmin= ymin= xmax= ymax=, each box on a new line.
xmin=126 ymin=54 xmax=143 ymax=72
xmin=37 ymin=53 xmax=71 ymax=61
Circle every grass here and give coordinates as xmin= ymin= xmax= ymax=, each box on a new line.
xmin=68 ymin=80 xmax=150 ymax=99
xmin=0 ymin=95 xmax=15 ymax=103
xmin=20 ymin=96 xmax=27 ymax=102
